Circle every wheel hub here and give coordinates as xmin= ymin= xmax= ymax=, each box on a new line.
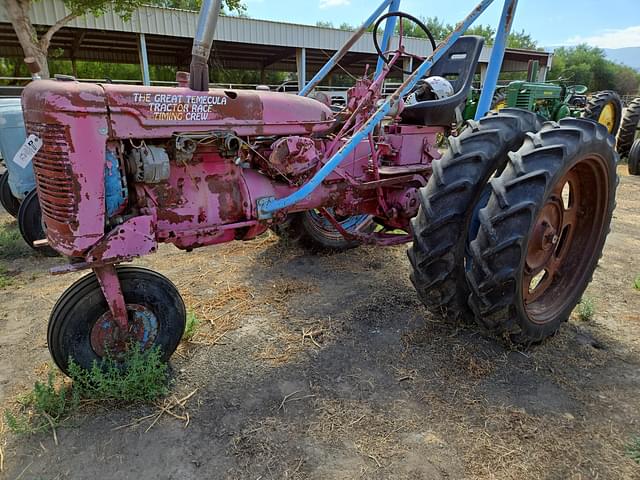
xmin=522 ymin=157 xmax=608 ymax=323
xmin=526 ymin=200 xmax=562 ymax=272
xmin=90 ymin=304 xmax=159 ymax=358
xmin=599 ymin=103 xmax=616 ymax=133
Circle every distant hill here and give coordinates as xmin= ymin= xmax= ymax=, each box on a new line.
xmin=603 ymin=47 xmax=640 ymax=70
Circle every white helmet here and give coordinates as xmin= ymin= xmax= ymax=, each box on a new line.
xmin=405 ymin=76 xmax=454 ymax=105
xmin=423 ymin=76 xmax=454 ymax=99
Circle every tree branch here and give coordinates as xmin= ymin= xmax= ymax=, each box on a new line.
xmin=39 ymin=12 xmax=78 ymax=51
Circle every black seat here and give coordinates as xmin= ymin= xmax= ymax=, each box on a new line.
xmin=400 ymin=36 xmax=484 ymax=126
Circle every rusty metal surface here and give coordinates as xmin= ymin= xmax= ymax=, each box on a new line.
xmin=94 ymin=264 xmax=129 ymax=330
xmin=103 ymin=84 xmax=334 ymax=138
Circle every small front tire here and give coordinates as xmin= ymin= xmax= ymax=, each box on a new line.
xmin=0 ymin=171 xmax=20 ymax=218
xmin=48 ymin=266 xmax=186 ymax=376
xmin=18 ymin=189 xmax=58 ymax=257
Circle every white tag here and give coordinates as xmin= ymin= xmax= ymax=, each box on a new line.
xmin=13 ymin=134 xmax=43 ymax=169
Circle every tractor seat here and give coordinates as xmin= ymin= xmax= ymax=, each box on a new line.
xmin=400 ymin=36 xmax=484 ymax=126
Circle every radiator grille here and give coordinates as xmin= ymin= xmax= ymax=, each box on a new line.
xmin=27 ymin=123 xmax=78 ymax=226
xmin=515 ymin=93 xmax=530 ymax=109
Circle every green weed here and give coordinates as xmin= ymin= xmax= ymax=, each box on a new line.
xmin=626 ymin=436 xmax=640 ymax=464
xmin=68 ymin=346 xmax=169 ymax=403
xmin=577 ymin=297 xmax=595 ymax=322
xmin=4 ymin=371 xmax=78 ymax=435
xmin=4 ymin=347 xmax=169 ymax=437
xmin=182 ymin=311 xmax=199 ymax=342
xmin=0 ymin=264 xmax=14 ymax=288
xmin=634 ymin=275 xmax=640 ymax=291
xmin=0 ymin=221 xmax=29 ymax=259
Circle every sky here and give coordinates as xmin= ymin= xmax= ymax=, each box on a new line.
xmin=241 ymin=0 xmax=640 ymax=49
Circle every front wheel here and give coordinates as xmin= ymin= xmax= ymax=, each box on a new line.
xmin=48 ymin=266 xmax=186 ymax=376
xmin=467 ymin=119 xmax=617 ymax=344
xmin=0 ymin=171 xmax=20 ymax=218
xmin=18 ymin=189 xmax=58 ymax=257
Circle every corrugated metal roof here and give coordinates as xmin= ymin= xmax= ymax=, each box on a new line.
xmin=0 ymin=0 xmax=552 ymax=68
xmin=3 ymin=0 xmax=433 ymax=55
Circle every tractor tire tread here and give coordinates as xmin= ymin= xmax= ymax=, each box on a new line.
xmin=617 ymin=97 xmax=640 ymax=158
xmin=466 ymin=118 xmax=618 ymax=344
xmin=408 ymin=108 xmax=542 ymax=321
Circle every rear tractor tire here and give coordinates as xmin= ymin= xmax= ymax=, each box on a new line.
xmin=628 ymin=140 xmax=640 ymax=176
xmin=48 ymin=266 xmax=186 ymax=376
xmin=272 ymin=210 xmax=374 ymax=252
xmin=583 ymin=90 xmax=623 ymax=136
xmin=408 ymin=108 xmax=542 ymax=321
xmin=617 ymin=97 xmax=640 ymax=158
xmin=0 ymin=171 xmax=20 ymax=218
xmin=467 ymin=118 xmax=617 ymax=344
xmin=18 ymin=189 xmax=58 ymax=257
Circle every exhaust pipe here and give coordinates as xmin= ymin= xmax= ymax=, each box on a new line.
xmin=189 ymin=0 xmax=223 ymax=91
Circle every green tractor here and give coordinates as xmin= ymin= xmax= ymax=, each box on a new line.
xmin=465 ymin=61 xmax=623 ymax=136
xmin=502 ymin=80 xmax=623 ymax=135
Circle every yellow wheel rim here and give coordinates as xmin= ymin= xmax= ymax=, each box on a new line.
xmin=495 ymin=100 xmax=507 ymax=111
xmin=598 ymin=103 xmax=616 ymax=133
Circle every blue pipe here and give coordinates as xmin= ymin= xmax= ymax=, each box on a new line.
xmin=299 ymin=0 xmax=394 ymax=97
xmin=258 ymin=0 xmax=497 ymax=218
xmin=374 ymin=0 xmax=401 ymax=79
xmin=474 ymin=0 xmax=518 ymax=119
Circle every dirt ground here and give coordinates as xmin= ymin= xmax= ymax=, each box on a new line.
xmin=1 ymin=166 xmax=639 ymax=480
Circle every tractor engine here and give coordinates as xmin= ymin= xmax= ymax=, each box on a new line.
xmin=21 ymin=78 xmax=440 ymax=262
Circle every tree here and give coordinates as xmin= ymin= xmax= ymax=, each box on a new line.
xmin=4 ymin=0 xmax=244 ymax=79
xmin=549 ymin=44 xmax=640 ymax=95
xmin=397 ymin=16 xmax=536 ymax=49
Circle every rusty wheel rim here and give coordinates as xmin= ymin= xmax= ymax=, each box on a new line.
xmin=522 ymin=155 xmax=610 ymax=325
xmin=90 ymin=304 xmax=159 ymax=358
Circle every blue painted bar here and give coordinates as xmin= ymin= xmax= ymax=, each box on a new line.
xmin=139 ymin=33 xmax=151 ymax=86
xmin=260 ymin=0 xmax=496 ymax=218
xmin=474 ymin=0 xmax=518 ymax=119
xmin=299 ymin=0 xmax=394 ymax=97
xmin=374 ymin=0 xmax=401 ymax=79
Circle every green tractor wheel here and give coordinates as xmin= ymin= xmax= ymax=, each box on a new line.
xmin=628 ymin=140 xmax=640 ymax=176
xmin=584 ymin=90 xmax=623 ymax=136
xmin=617 ymin=97 xmax=640 ymax=158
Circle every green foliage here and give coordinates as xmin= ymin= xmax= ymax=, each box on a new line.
xmin=0 ymin=221 xmax=30 ymax=259
xmin=149 ymin=0 xmax=245 ymax=13
xmin=395 ymin=16 xmax=538 ymax=50
xmin=4 ymin=347 xmax=169 ymax=436
xmin=4 ymin=371 xmax=78 ymax=435
xmin=61 ymin=0 xmax=244 ymax=20
xmin=68 ymin=346 xmax=169 ymax=403
xmin=577 ymin=297 xmax=595 ymax=322
xmin=0 ymin=265 xmax=15 ymax=289
xmin=182 ymin=311 xmax=199 ymax=342
xmin=634 ymin=275 xmax=640 ymax=291
xmin=627 ymin=436 xmax=640 ymax=464
xmin=550 ymin=44 xmax=640 ymax=96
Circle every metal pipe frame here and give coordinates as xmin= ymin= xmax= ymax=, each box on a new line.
xmin=474 ymin=0 xmax=518 ymax=119
xmin=258 ymin=0 xmax=514 ymax=218
xmin=298 ymin=0 xmax=394 ymax=97
xmin=374 ymin=0 xmax=401 ymax=79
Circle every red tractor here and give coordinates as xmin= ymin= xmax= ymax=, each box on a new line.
xmin=19 ymin=0 xmax=618 ymax=375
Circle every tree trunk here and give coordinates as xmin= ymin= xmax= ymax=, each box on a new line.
xmin=4 ymin=0 xmax=77 ymax=79
xmin=4 ymin=0 xmax=48 ymax=78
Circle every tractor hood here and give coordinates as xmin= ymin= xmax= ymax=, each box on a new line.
xmin=22 ymin=80 xmax=335 ymax=138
